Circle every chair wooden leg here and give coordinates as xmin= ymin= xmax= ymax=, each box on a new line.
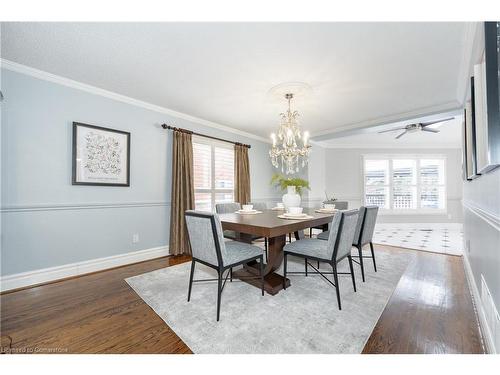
xmin=264 ymin=238 xmax=268 ymax=262
xmin=305 ymin=258 xmax=308 ymax=276
xmin=309 ymin=228 xmax=312 ymax=238
xmin=283 ymin=254 xmax=288 ymax=290
xmin=260 ymin=256 xmax=264 ymax=296
xmin=348 ymin=256 xmax=357 ymax=292
xmin=332 ymin=263 xmax=341 ymax=310
xmin=317 ymin=260 xmax=320 ymax=269
xmin=288 ymin=233 xmax=292 ymax=243
xmin=230 ymin=267 xmax=233 ymax=282
xmin=357 ymin=245 xmax=366 ymax=282
xmin=370 ymin=242 xmax=377 ymax=272
xmin=187 ymin=260 xmax=195 ymax=302
xmin=216 ymin=270 xmax=222 ymax=321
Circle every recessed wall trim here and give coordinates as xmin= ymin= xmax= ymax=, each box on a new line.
xmin=462 ymin=200 xmax=500 ymax=231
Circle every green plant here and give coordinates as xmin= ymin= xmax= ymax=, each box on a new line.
xmin=270 ymin=173 xmax=310 ymax=196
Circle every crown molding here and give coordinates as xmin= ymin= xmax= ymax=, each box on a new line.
xmin=319 ymin=142 xmax=462 ymax=149
xmin=456 ymin=22 xmax=481 ymax=106
xmin=0 ymin=59 xmax=271 ymax=144
xmin=311 ymin=101 xmax=462 ymax=140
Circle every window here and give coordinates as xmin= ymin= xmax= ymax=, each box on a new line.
xmin=363 ymin=155 xmax=446 ymax=213
xmin=193 ymin=137 xmax=234 ymax=211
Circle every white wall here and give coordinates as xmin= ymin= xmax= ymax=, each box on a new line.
xmin=324 ymin=147 xmax=463 ymax=223
xmin=305 ymin=144 xmax=326 ymax=207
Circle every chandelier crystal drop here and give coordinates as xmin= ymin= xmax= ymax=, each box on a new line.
xmin=269 ymin=93 xmax=311 ymax=175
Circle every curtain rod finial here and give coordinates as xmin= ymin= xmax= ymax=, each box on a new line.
xmin=161 ymin=123 xmax=169 ymax=129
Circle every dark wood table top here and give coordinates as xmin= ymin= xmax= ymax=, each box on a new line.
xmin=219 ymin=208 xmax=336 ymax=238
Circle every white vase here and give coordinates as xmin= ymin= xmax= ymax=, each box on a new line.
xmin=282 ymin=186 xmax=301 ymax=209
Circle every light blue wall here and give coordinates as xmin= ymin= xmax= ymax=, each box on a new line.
xmin=0 ymin=69 xmax=279 ymax=276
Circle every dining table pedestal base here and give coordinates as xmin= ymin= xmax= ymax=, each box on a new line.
xmin=232 ymin=267 xmax=290 ymax=295
xmin=232 ymin=234 xmax=290 ymax=295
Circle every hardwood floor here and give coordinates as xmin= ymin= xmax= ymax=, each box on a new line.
xmin=363 ymin=247 xmax=484 ymax=354
xmin=0 ymin=246 xmax=484 ymax=354
xmin=0 ymin=256 xmax=192 ymax=354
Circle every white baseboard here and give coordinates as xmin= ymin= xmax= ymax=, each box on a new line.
xmin=462 ymin=253 xmax=496 ymax=353
xmin=0 ymin=246 xmax=169 ymax=292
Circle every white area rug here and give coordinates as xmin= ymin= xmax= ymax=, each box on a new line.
xmin=373 ymin=223 xmax=463 ymax=255
xmin=126 ymin=249 xmax=412 ymax=353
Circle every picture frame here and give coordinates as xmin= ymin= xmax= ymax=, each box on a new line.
xmin=72 ymin=122 xmax=131 ymax=186
xmin=474 ymin=22 xmax=500 ymax=174
xmin=464 ymin=77 xmax=480 ymax=180
xmin=462 ymin=109 xmax=470 ymax=181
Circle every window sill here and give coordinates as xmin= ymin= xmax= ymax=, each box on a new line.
xmin=378 ymin=210 xmax=448 ymax=216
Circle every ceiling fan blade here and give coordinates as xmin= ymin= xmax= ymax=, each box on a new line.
xmin=395 ymin=130 xmax=407 ymax=139
xmin=421 ymin=117 xmax=454 ymax=126
xmin=422 ymin=127 xmax=440 ymax=133
xmin=378 ymin=127 xmax=406 ymax=134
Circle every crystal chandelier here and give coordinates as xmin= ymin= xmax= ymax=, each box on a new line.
xmin=269 ymin=93 xmax=311 ymax=175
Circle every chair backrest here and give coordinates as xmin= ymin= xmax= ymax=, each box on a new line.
xmin=249 ymin=202 xmax=267 ymax=211
xmin=352 ymin=206 xmax=366 ymax=246
xmin=358 ymin=205 xmax=379 ymax=246
xmin=334 ymin=201 xmax=348 ymax=210
xmin=215 ymin=202 xmax=241 ymax=214
xmin=325 ymin=209 xmax=359 ymax=261
xmin=185 ymin=211 xmax=226 ymax=268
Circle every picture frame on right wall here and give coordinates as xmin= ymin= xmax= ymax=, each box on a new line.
xmin=473 ymin=22 xmax=500 ymax=174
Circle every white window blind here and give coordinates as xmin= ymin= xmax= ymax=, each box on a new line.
xmin=363 ymin=155 xmax=446 ymax=213
xmin=193 ymin=137 xmax=234 ymax=211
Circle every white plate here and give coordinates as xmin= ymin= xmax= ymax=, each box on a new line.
xmin=278 ymin=214 xmax=314 ymax=220
xmin=315 ymin=209 xmax=338 ymax=213
xmin=271 ymin=207 xmax=285 ymax=210
xmin=282 ymin=212 xmax=307 ymax=218
xmin=236 ymin=210 xmax=262 ymax=215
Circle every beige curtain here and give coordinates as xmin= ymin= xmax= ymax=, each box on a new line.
xmin=234 ymin=143 xmax=251 ymax=204
xmin=169 ymin=130 xmax=195 ymax=255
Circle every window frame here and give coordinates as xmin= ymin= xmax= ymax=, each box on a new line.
xmin=362 ymin=154 xmax=447 ymax=215
xmin=192 ymin=135 xmax=235 ymax=211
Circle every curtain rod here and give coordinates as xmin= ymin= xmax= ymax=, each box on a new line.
xmin=161 ymin=124 xmax=251 ymax=148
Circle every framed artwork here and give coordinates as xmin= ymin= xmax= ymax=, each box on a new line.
xmin=462 ymin=109 xmax=470 ymax=181
xmin=464 ymin=90 xmax=479 ymax=180
xmin=474 ymin=22 xmax=500 ymax=174
xmin=72 ymin=122 xmax=130 ymax=186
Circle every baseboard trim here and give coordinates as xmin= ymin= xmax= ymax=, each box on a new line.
xmin=0 ymin=246 xmax=170 ymax=293
xmin=462 ymin=253 xmax=495 ymax=353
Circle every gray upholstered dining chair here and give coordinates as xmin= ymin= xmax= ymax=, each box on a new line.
xmin=309 ymin=201 xmax=349 ymax=238
xmin=216 ymin=202 xmax=268 ymax=261
xmin=185 ymin=210 xmax=265 ymax=321
xmin=215 ymin=202 xmax=241 ymax=214
xmin=249 ymin=201 xmax=267 ymax=211
xmin=283 ymin=209 xmax=359 ymax=310
xmin=215 ymin=202 xmax=241 ymax=240
xmin=317 ymin=205 xmax=379 ymax=282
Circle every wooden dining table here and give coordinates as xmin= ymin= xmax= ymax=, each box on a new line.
xmin=218 ymin=208 xmax=336 ymax=295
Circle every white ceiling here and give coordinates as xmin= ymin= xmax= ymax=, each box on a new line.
xmin=1 ymin=22 xmax=467 ymax=140
xmin=317 ymin=117 xmax=463 ymax=148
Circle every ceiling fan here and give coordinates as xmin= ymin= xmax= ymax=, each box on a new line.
xmin=378 ymin=118 xmax=454 ymax=139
